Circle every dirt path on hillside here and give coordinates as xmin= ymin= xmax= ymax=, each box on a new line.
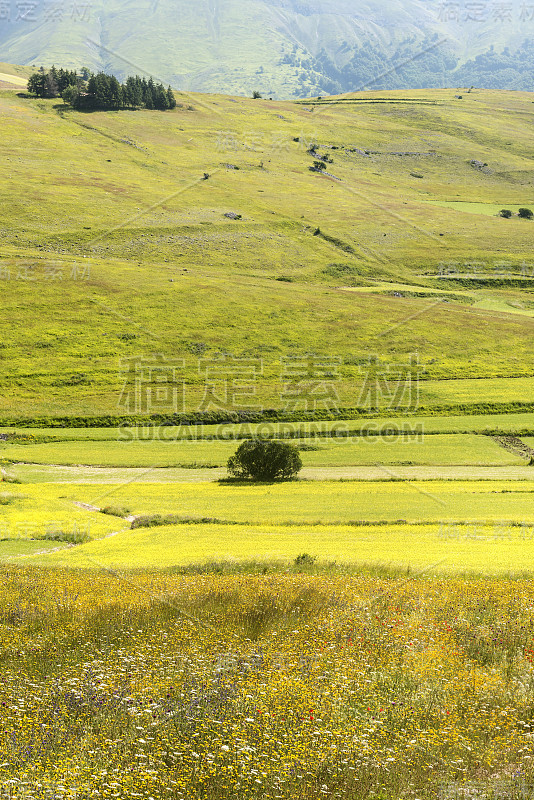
xmin=73 ymin=500 xmax=101 ymax=512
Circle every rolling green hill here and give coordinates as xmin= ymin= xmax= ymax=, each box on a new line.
xmin=1 ymin=85 xmax=533 ymax=421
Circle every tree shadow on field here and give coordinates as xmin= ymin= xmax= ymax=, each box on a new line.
xmin=218 ymin=477 xmax=301 ymax=486
xmin=52 ymin=103 xmax=128 ymax=114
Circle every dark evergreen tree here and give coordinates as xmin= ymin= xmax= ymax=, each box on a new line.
xmin=108 ymin=76 xmax=123 ymax=108
xmin=166 ymin=86 xmax=177 ymax=109
xmin=125 ymin=76 xmax=143 ymax=108
xmin=153 ymin=83 xmax=169 ymax=110
xmin=61 ymin=84 xmax=80 ymax=106
xmin=86 ymin=73 xmax=97 ymax=95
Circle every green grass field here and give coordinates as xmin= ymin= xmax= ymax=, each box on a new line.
xmin=423 ymin=201 xmax=534 ymax=216
xmin=1 ymin=473 xmax=531 ymax=572
xmin=56 ymin=480 xmax=534 ymax=524
xmin=8 ymin=472 xmax=532 ymax=572
xmin=0 ymin=484 xmax=127 ymax=540
xmin=0 ymin=62 xmax=31 ymax=88
xmin=0 ymin=539 xmax=72 ymax=558
xmin=4 ymin=410 xmax=534 ymax=439
xmin=3 ymin=469 xmax=534 ymax=570
xmin=7 ymin=462 xmax=534 ymax=484
xmin=1 ymin=405 xmax=533 ymax=572
xmin=0 ymin=432 xmax=522 ymax=467
xmin=6 ymin=478 xmax=525 ymax=528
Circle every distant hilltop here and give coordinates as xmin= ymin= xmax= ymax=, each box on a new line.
xmin=0 ymin=0 xmax=532 ymax=97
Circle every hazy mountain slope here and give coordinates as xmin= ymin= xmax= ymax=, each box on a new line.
xmin=0 ymin=0 xmax=532 ymax=97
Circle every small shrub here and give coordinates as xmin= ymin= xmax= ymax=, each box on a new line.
xmin=185 ymin=341 xmax=209 ymax=356
xmin=499 ymin=209 xmax=512 ymax=218
xmin=42 ymin=529 xmax=91 ymax=544
xmin=131 ymin=514 xmax=179 ymax=529
xmin=294 ymin=553 xmax=316 ymax=569
xmin=322 ymin=263 xmax=361 ymax=278
xmin=518 ymin=208 xmax=533 ymax=220
xmin=101 ymin=505 xmax=130 ymax=518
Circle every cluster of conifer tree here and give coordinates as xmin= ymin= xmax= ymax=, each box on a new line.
xmin=27 ymin=67 xmax=177 ymax=111
xmin=27 ymin=66 xmax=85 ymax=98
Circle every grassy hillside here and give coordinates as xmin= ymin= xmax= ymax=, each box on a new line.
xmin=0 ymin=62 xmax=30 ymax=88
xmin=1 ymin=86 xmax=533 ymax=420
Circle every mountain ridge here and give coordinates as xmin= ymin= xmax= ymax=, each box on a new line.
xmin=0 ymin=0 xmax=532 ymax=98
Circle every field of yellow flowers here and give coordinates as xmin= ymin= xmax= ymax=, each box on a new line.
xmin=2 ymin=566 xmax=534 ymax=799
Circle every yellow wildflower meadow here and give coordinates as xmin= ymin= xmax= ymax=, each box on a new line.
xmin=1 ymin=567 xmax=534 ymax=799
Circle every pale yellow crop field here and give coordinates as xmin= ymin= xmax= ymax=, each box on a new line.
xmin=29 ymin=519 xmax=534 ymax=573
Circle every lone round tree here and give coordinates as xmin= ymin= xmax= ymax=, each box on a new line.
xmin=227 ymin=439 xmax=302 ymax=481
